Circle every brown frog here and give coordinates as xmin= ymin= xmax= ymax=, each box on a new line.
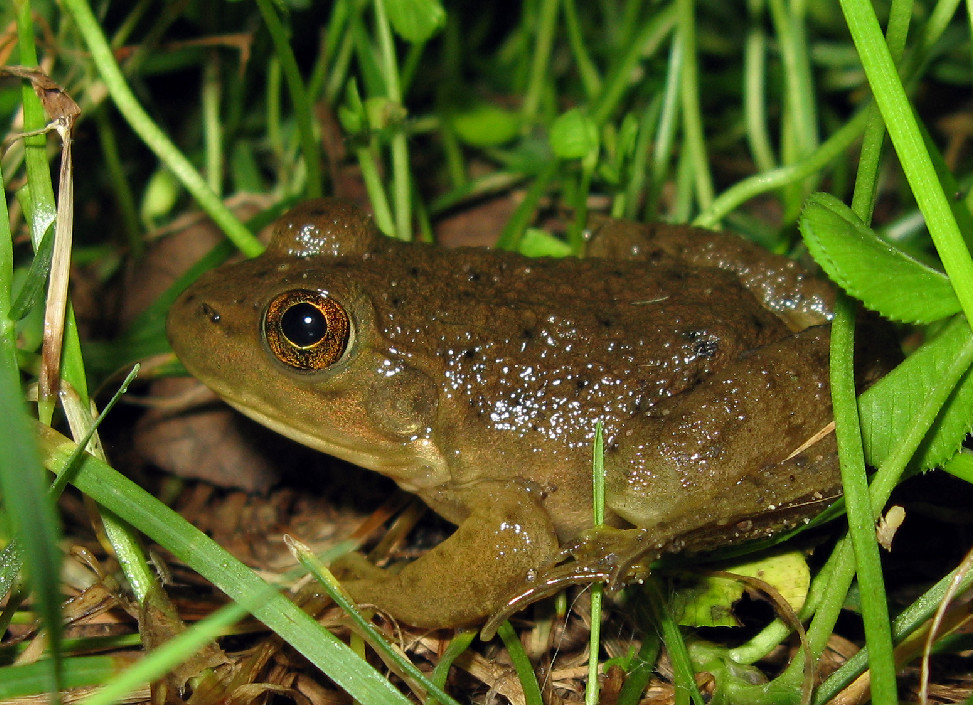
xmin=167 ymin=198 xmax=846 ymax=630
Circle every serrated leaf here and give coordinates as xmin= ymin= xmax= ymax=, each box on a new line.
xmin=386 ymin=0 xmax=445 ymax=43
xmin=450 ymin=103 xmax=521 ymax=148
xmin=859 ymin=315 xmax=973 ymax=471
xmin=800 ymin=193 xmax=960 ymax=324
xmin=942 ymin=451 xmax=973 ymax=484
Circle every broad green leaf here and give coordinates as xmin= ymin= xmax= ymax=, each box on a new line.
xmin=670 ymin=574 xmax=744 ymax=628
xmin=549 ymin=108 xmax=599 ymax=161
xmin=517 ymin=228 xmax=572 ymax=258
xmin=800 ymin=193 xmax=960 ymax=324
xmin=386 ymin=0 xmax=445 ymax=43
xmin=140 ymin=168 xmax=181 ymax=228
xmin=450 ymin=103 xmax=522 ymax=148
xmin=670 ymin=553 xmax=810 ymax=628
xmin=859 ymin=315 xmax=973 ymax=471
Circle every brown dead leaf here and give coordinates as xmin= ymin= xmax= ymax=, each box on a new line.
xmin=1 ymin=65 xmax=80 ymax=123
xmin=435 ymin=195 xmax=519 ymax=248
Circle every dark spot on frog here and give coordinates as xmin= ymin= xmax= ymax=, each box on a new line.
xmin=521 ymin=328 xmax=534 ymax=340
xmin=810 ymin=345 xmax=829 ymax=367
xmin=646 ymin=247 xmax=665 ymax=262
xmin=468 ymin=396 xmax=486 ymax=413
xmin=694 ymin=339 xmax=718 ymax=358
xmin=467 ymin=269 xmax=482 ymax=283
xmin=632 ymin=391 xmax=657 ymax=414
xmin=409 ymin=266 xmax=419 ymax=277
xmin=253 ymin=264 xmax=278 ymax=278
xmin=576 ymin=377 xmax=590 ymax=390
xmin=599 ymin=317 xmax=614 ymax=328
xmin=685 ymin=330 xmax=719 ymax=359
xmin=463 ymin=347 xmax=478 ymax=359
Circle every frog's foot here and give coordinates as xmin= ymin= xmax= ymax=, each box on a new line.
xmin=323 ymin=484 xmax=563 ymax=630
xmin=482 ymin=526 xmax=660 ymax=639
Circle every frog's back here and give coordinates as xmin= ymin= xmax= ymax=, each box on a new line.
xmin=353 ymin=237 xmax=789 ymax=453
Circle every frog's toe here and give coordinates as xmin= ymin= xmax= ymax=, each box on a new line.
xmin=329 ymin=551 xmax=388 ymax=581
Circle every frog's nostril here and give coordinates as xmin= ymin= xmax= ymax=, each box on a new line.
xmin=200 ymin=302 xmax=221 ymax=324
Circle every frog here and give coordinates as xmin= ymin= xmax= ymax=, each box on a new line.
xmin=166 ymin=197 xmax=850 ymax=631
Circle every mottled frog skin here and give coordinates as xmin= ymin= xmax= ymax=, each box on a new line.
xmin=167 ymin=198 xmax=847 ymax=629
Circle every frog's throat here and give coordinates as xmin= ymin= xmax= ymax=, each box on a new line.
xmin=223 ymin=400 xmax=450 ymax=490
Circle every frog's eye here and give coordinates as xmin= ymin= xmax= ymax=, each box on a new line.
xmin=263 ymin=289 xmax=351 ymax=371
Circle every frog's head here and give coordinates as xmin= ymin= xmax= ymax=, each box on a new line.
xmin=166 ymin=200 xmax=449 ymax=491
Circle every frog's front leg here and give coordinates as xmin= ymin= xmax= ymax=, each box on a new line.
xmin=337 ymin=482 xmax=560 ymax=629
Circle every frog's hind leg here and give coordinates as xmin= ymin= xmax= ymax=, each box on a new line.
xmin=336 ymin=483 xmax=560 ymax=629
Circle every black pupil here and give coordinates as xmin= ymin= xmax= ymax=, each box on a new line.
xmin=280 ymin=302 xmax=327 ymax=347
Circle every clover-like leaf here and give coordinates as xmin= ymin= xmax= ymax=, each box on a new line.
xmin=386 ymin=0 xmax=445 ymax=43
xmin=549 ymin=108 xmax=599 ymax=162
xmin=450 ymin=103 xmax=522 ymax=148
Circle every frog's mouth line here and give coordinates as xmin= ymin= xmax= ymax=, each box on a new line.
xmin=222 ymin=399 xmax=448 ymax=488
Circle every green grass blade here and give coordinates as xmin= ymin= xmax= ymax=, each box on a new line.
xmin=253 ymin=0 xmax=323 ymax=198
xmin=9 ymin=221 xmax=55 ymax=322
xmin=0 ymin=308 xmax=63 ymax=697
xmin=0 ymin=657 xmax=120 ymax=699
xmin=497 ymin=621 xmax=544 ymax=705
xmin=829 ymin=299 xmax=896 ymax=705
xmin=814 ymin=561 xmax=973 ymax=703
